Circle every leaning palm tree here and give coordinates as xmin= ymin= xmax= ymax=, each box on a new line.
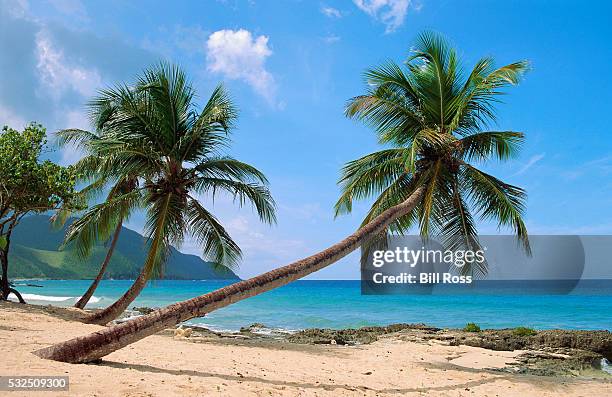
xmin=57 ymin=63 xmax=276 ymax=325
xmin=36 ymin=32 xmax=530 ymax=363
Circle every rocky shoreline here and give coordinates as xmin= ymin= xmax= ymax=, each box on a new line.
xmin=156 ymin=317 xmax=612 ymax=378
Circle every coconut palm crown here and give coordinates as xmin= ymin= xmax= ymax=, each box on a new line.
xmin=60 ymin=63 xmax=276 ymax=278
xmin=335 ymin=32 xmax=530 ymax=277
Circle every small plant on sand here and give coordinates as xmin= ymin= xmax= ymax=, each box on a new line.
xmin=463 ymin=322 xmax=481 ymax=332
xmin=513 ymin=326 xmax=537 ymax=336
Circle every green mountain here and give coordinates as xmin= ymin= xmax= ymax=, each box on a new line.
xmin=7 ymin=215 xmax=239 ymax=280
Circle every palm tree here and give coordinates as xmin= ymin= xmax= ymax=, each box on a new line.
xmin=55 ymin=128 xmax=139 ymax=310
xmin=58 ymin=63 xmax=276 ymax=325
xmin=35 ymin=32 xmax=530 ymax=363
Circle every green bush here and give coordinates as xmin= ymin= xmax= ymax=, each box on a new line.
xmin=513 ymin=326 xmax=537 ymax=336
xmin=463 ymin=322 xmax=481 ymax=332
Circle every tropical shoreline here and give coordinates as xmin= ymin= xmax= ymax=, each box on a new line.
xmin=8 ymin=279 xmax=612 ymax=333
xmin=1 ymin=301 xmax=611 ymax=396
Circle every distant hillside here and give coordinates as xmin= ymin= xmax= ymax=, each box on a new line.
xmin=7 ymin=215 xmax=239 ymax=280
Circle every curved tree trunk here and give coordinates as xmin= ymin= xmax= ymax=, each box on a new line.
xmin=83 ymin=266 xmax=150 ymax=325
xmin=0 ymin=248 xmax=9 ymax=300
xmin=8 ymin=287 xmax=26 ymax=304
xmin=74 ymin=221 xmax=123 ymax=309
xmin=35 ymin=187 xmax=424 ymax=363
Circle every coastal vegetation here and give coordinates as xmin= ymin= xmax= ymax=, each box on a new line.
xmin=56 ymin=63 xmax=276 ymax=325
xmin=0 ymin=124 xmax=79 ymax=303
xmin=513 ymin=326 xmax=537 ymax=337
xmin=464 ymin=322 xmax=481 ymax=332
xmin=34 ymin=32 xmax=533 ymax=364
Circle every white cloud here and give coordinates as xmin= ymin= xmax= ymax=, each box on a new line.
xmin=35 ymin=29 xmax=102 ymax=100
xmin=321 ymin=6 xmax=342 ymax=18
xmin=3 ymin=0 xmax=29 ymax=18
xmin=0 ymin=104 xmax=27 ymax=129
xmin=514 ymin=153 xmax=545 ymax=176
xmin=206 ymin=29 xmax=277 ymax=105
xmin=47 ymin=0 xmax=88 ymax=21
xmin=353 ymin=0 xmax=412 ymax=32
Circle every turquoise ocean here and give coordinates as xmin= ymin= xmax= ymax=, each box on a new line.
xmin=12 ymin=279 xmax=612 ymax=332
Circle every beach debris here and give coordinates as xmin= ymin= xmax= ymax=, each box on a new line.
xmin=174 ymin=326 xmax=193 ymax=338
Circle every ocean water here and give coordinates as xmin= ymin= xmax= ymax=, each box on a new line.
xmin=11 ymin=279 xmax=612 ymax=332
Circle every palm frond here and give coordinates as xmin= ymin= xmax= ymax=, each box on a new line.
xmin=335 ymin=148 xmax=408 ymax=216
xmin=55 ymin=128 xmax=99 ymax=150
xmin=439 ymin=182 xmax=488 ymax=278
xmin=461 ymin=164 xmax=530 ymax=254
xmin=458 ymin=131 xmax=524 ymax=162
xmin=186 ymin=197 xmax=241 ymax=271
xmin=193 ymin=177 xmax=276 ymax=225
xmin=193 ymin=157 xmax=268 ymax=184
xmin=63 ymin=188 xmax=143 ymax=258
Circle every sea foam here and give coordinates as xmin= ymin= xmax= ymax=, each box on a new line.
xmin=18 ymin=294 xmax=74 ymax=302
xmin=10 ymin=293 xmax=102 ymax=304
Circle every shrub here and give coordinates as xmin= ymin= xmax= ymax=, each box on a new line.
xmin=513 ymin=326 xmax=537 ymax=336
xmin=463 ymin=322 xmax=481 ymax=332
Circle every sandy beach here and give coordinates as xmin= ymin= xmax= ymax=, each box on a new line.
xmin=0 ymin=302 xmax=610 ymax=396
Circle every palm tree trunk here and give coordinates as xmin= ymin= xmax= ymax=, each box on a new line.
xmin=74 ymin=221 xmax=122 ymax=309
xmin=35 ymin=187 xmax=424 ymax=363
xmin=82 ymin=266 xmax=150 ymax=325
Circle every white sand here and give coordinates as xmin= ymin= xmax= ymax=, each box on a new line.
xmin=0 ymin=302 xmax=609 ymax=396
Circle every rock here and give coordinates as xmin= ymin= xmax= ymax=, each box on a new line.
xmin=531 ymin=330 xmax=612 ymax=359
xmin=189 ymin=325 xmax=222 ymax=337
xmin=508 ymin=349 xmax=603 ymax=376
xmin=448 ymin=329 xmax=612 ymax=360
xmin=132 ymin=306 xmax=156 ymax=315
xmin=240 ymin=323 xmax=267 ymax=333
xmin=287 ymin=323 xmax=435 ymax=345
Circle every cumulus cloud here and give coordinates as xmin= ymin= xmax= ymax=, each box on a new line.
xmin=206 ymin=29 xmax=277 ymax=105
xmin=353 ymin=0 xmax=413 ymax=32
xmin=321 ymin=6 xmax=342 ymax=18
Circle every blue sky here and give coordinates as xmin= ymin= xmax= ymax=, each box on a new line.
xmin=1 ymin=0 xmax=611 ymax=279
